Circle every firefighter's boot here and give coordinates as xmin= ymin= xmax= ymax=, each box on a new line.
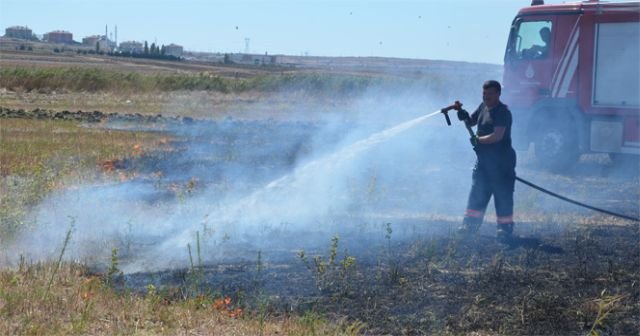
xmin=457 ymin=217 xmax=482 ymax=236
xmin=496 ymin=223 xmax=514 ymax=244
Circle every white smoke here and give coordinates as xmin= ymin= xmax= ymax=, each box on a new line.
xmin=8 ymin=84 xmax=486 ymax=273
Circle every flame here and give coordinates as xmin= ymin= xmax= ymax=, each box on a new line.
xmin=212 ymin=296 xmax=242 ymax=318
xmin=228 ymin=308 xmax=244 ymax=318
xmin=132 ymin=143 xmax=143 ymax=157
xmin=101 ymin=160 xmax=117 ymax=172
xmin=213 ymin=298 xmax=225 ymax=310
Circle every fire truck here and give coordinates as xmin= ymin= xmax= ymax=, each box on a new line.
xmin=503 ymin=0 xmax=640 ymax=170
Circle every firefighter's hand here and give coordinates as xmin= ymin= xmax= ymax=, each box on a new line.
xmin=457 ymin=109 xmax=470 ymax=121
xmin=470 ymin=135 xmax=479 ymax=147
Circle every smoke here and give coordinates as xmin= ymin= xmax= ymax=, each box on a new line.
xmin=6 ymin=81 xmax=500 ymax=273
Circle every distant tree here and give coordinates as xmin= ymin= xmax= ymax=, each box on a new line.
xmin=224 ymin=53 xmax=231 ymax=64
xmin=95 ymin=41 xmax=100 ymax=53
xmin=144 ymin=41 xmax=149 ymax=55
xmin=160 ymin=44 xmax=166 ymax=55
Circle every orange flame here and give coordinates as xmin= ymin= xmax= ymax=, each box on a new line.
xmin=132 ymin=144 xmax=143 ymax=157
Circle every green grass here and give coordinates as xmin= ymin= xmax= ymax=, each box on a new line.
xmin=0 ymin=65 xmax=467 ymax=98
xmin=0 ymin=66 xmax=394 ymax=95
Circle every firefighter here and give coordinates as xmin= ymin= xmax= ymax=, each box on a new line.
xmin=454 ymin=80 xmax=517 ymax=242
xmin=523 ymin=26 xmax=551 ymax=59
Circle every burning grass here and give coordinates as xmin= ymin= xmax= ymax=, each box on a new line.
xmin=1 ymin=91 xmax=638 ymax=334
xmin=0 ymin=118 xmax=172 ymax=243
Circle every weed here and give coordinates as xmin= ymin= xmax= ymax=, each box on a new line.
xmin=424 ymin=238 xmax=439 ymax=276
xmin=587 ymin=291 xmax=625 ymax=336
xmin=383 ymin=222 xmax=402 ymax=284
xmin=252 ymin=251 xmax=269 ymax=336
xmin=186 ymin=236 xmax=204 ymax=297
xmin=253 ymin=250 xmax=265 ymax=290
xmin=297 ymin=310 xmax=326 ymax=336
xmin=299 ymin=235 xmax=357 ymax=297
xmin=345 ymin=320 xmax=367 ymax=335
xmin=44 ymin=220 xmax=73 ymax=298
xmin=442 ymin=235 xmax=458 ymax=268
xmin=104 ymin=247 xmax=122 ymax=287
xmin=487 ymin=251 xmax=505 ymax=280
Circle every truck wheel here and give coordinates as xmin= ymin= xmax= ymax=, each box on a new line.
xmin=533 ymin=121 xmax=579 ymax=172
xmin=610 ymin=153 xmax=640 ymax=172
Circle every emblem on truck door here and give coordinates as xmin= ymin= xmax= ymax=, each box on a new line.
xmin=526 ymin=63 xmax=535 ymax=79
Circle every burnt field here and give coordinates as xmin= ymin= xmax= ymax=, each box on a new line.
xmin=6 ymin=111 xmax=639 ymax=335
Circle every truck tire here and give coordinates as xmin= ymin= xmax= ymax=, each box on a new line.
xmin=610 ymin=153 xmax=640 ymax=172
xmin=533 ymin=120 xmax=580 ymax=172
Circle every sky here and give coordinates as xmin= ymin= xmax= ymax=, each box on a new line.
xmin=1 ymin=0 xmax=571 ymax=64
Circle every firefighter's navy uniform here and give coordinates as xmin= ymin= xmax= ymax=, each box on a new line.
xmin=462 ymin=102 xmax=516 ymax=235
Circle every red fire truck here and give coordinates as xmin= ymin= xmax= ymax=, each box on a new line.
xmin=503 ymin=0 xmax=639 ymax=170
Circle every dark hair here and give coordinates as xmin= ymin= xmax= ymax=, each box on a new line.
xmin=483 ymin=80 xmax=502 ymax=94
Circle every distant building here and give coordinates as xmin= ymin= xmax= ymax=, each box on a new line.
xmin=229 ymin=53 xmax=276 ymax=65
xmin=5 ymin=26 xmax=33 ymax=40
xmin=82 ymin=35 xmax=114 ymax=52
xmin=164 ymin=43 xmax=183 ymax=57
xmin=119 ymin=41 xmax=143 ymax=54
xmin=96 ymin=39 xmax=112 ymax=52
xmin=44 ymin=30 xmax=73 ymax=44
xmin=82 ymin=35 xmax=102 ymax=47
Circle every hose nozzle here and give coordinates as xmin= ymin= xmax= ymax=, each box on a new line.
xmin=440 ymin=101 xmax=463 ymax=126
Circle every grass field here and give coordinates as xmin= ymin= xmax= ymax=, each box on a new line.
xmin=0 ymin=118 xmax=359 ymax=335
xmin=1 ymin=51 xmax=637 ymax=335
xmin=0 ymin=262 xmax=359 ymax=335
xmin=0 ymin=118 xmax=171 ymax=243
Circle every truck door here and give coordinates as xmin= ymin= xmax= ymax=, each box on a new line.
xmin=503 ymin=17 xmax=555 ymax=108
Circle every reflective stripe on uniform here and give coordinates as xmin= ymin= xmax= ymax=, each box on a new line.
xmin=464 ymin=209 xmax=484 ymax=218
xmin=497 ymin=215 xmax=514 ymax=224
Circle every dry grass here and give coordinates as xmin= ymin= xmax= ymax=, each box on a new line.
xmin=0 ymin=89 xmax=351 ymax=120
xmin=0 ymin=118 xmax=170 ymax=242
xmin=0 ymin=262 xmax=355 ymax=335
xmin=0 ymin=118 xmax=357 ymax=335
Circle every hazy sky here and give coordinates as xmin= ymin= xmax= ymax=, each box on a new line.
xmin=1 ymin=0 xmax=569 ymax=64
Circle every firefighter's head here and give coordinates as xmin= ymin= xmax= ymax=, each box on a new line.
xmin=482 ymin=80 xmax=501 ymax=108
xmin=539 ymin=27 xmax=551 ymax=44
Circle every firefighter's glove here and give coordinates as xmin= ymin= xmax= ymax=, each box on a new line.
xmin=457 ymin=109 xmax=470 ymax=122
xmin=469 ymin=135 xmax=479 ymax=147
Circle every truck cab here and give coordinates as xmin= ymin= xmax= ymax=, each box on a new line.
xmin=502 ymin=0 xmax=640 ymax=171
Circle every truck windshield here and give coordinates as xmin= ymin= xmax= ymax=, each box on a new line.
xmin=508 ymin=20 xmax=552 ymax=60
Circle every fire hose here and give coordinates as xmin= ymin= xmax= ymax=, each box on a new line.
xmin=440 ymin=103 xmax=640 ymax=222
